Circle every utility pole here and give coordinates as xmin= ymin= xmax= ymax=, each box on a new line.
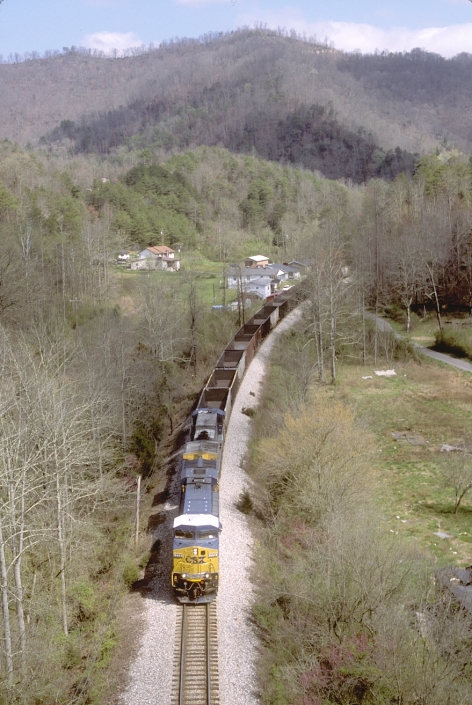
xmin=237 ymin=265 xmax=246 ymax=326
xmin=222 ymin=242 xmax=227 ymax=309
xmin=135 ymin=475 xmax=141 ymax=546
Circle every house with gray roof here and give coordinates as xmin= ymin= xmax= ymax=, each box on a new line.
xmin=245 ymin=277 xmax=272 ymax=300
xmin=271 ymin=263 xmax=301 ymax=280
xmin=227 ymin=265 xmax=286 ymax=289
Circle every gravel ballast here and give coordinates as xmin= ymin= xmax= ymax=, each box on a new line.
xmin=120 ymin=307 xmax=302 ymax=705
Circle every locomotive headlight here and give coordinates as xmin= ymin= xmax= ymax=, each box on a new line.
xmin=193 ymin=548 xmax=198 ymax=555
xmin=181 ymin=573 xmax=187 ymax=578
xmin=205 ymin=573 xmax=210 ymax=579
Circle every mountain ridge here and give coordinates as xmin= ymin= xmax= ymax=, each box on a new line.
xmin=1 ymin=29 xmax=472 ymax=176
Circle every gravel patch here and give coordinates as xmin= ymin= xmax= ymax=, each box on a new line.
xmin=120 ymin=306 xmax=303 ymax=705
xmin=120 ymin=476 xmax=182 ymax=705
xmin=218 ymin=307 xmax=303 ymax=705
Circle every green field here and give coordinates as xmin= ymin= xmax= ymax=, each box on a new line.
xmin=315 ymin=359 xmax=472 ymax=566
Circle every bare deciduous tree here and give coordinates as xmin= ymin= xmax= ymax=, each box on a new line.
xmin=440 ymin=448 xmax=472 ymax=514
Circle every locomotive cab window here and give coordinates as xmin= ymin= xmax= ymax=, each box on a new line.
xmin=197 ymin=530 xmax=217 ymax=539
xmin=175 ymin=529 xmax=195 ymax=539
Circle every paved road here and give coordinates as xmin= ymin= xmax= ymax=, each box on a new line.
xmin=417 ymin=347 xmax=472 ymax=373
xmin=367 ymin=312 xmax=472 ymax=374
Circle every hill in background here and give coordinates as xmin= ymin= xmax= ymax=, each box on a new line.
xmin=2 ymin=30 xmax=472 ymax=180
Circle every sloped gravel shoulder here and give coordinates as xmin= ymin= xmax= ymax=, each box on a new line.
xmin=120 ymin=307 xmax=303 ymax=705
xmin=217 ymin=307 xmax=303 ymax=705
xmin=120 ymin=470 xmax=183 ymax=705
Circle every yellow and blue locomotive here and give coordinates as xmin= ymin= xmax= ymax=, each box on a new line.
xmin=172 ymin=410 xmax=223 ymax=603
xmin=171 ymin=284 xmax=306 ymax=603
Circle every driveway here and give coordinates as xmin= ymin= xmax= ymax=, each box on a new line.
xmin=366 ymin=312 xmax=472 ymax=373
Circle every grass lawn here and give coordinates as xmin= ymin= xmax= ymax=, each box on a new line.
xmin=115 ymin=255 xmax=238 ymax=308
xmin=315 ymin=358 xmax=472 ymax=566
xmin=114 ymin=252 xmax=292 ymax=314
xmin=383 ymin=312 xmax=439 ymax=346
xmin=385 ymin=310 xmax=472 ymax=355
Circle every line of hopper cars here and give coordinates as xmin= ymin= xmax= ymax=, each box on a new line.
xmin=172 ymin=284 xmax=306 ymax=603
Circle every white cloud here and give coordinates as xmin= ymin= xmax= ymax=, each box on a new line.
xmin=82 ymin=31 xmax=144 ymax=53
xmin=175 ymin=0 xmax=229 ymax=5
xmin=236 ymin=8 xmax=472 ymax=58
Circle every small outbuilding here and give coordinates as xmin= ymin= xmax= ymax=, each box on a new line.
xmin=245 ymin=255 xmax=270 ymax=269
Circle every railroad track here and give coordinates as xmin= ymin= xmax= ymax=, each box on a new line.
xmin=171 ymin=602 xmax=219 ymax=705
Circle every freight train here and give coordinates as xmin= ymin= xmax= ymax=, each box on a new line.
xmin=172 ymin=285 xmax=305 ymax=603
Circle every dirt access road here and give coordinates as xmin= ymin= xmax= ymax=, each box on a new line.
xmin=369 ymin=313 xmax=472 ymax=373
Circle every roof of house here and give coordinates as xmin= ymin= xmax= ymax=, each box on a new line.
xmin=271 ymin=263 xmax=299 ymax=273
xmin=228 ymin=266 xmax=283 ymax=277
xmin=289 ymin=259 xmax=310 ymax=268
xmin=247 ymin=277 xmax=272 ymax=286
xmin=145 ymin=245 xmax=175 ymax=255
xmin=246 ymin=255 xmax=269 ymax=263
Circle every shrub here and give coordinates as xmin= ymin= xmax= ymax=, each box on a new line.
xmin=122 ymin=559 xmax=140 ymax=588
xmin=236 ymin=487 xmax=254 ymax=514
xmin=435 ymin=327 xmax=472 ymax=359
xmin=69 ymin=581 xmax=96 ymax=622
xmin=241 ymin=406 xmax=256 ymax=417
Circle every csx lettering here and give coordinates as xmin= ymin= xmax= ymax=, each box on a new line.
xmin=185 ymin=556 xmax=205 ymax=564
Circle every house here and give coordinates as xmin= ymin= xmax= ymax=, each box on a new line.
xmin=271 ymin=263 xmax=301 ymax=280
xmin=131 ymin=257 xmax=180 ymax=272
xmin=227 ymin=266 xmax=262 ymax=289
xmin=227 ymin=265 xmax=286 ymax=289
xmin=245 ymin=277 xmax=272 ymax=300
xmin=133 ymin=245 xmax=181 ymax=271
xmin=289 ymin=260 xmax=311 ymax=274
xmin=245 ymin=255 xmax=270 ymax=269
xmin=139 ymin=245 xmax=176 ymax=259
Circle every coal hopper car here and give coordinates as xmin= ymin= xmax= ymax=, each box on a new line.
xmin=171 ymin=282 xmax=306 ymax=603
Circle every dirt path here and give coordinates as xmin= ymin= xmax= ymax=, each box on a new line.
xmin=368 ymin=313 xmax=472 ymax=373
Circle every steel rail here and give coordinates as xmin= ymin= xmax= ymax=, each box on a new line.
xmin=179 ymin=605 xmax=188 ymax=705
xmin=206 ymin=604 xmax=211 ymax=705
xmin=176 ymin=603 xmax=215 ymax=705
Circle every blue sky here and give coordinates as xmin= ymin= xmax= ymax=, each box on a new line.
xmin=1 ymin=0 xmax=472 ymax=59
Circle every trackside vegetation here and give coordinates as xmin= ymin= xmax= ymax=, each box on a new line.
xmin=1 ymin=123 xmax=472 ymax=702
xmin=435 ymin=326 xmax=472 ymax=361
xmin=245 ymin=322 xmax=472 ymax=705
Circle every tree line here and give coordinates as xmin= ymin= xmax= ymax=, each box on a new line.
xmin=0 ymin=143 xmax=242 ymax=702
xmin=0 ymin=135 xmax=470 ymax=699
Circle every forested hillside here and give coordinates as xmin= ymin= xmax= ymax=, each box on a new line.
xmin=3 ymin=29 xmax=472 ymax=173
xmin=1 ymin=31 xmax=472 ymax=695
xmin=0 ymin=139 xmax=375 ymax=702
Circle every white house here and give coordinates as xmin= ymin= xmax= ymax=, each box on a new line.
xmin=227 ymin=265 xmax=286 ymax=289
xmin=134 ymin=245 xmax=181 ymax=271
xmin=271 ymin=263 xmax=301 ymax=280
xmin=246 ymin=277 xmax=272 ymax=300
xmin=139 ymin=245 xmax=176 ymax=259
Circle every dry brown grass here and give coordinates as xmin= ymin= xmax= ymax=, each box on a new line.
xmin=314 ymin=359 xmax=472 ymax=565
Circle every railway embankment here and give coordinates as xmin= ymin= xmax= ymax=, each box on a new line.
xmin=119 ymin=303 xmax=305 ymax=705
